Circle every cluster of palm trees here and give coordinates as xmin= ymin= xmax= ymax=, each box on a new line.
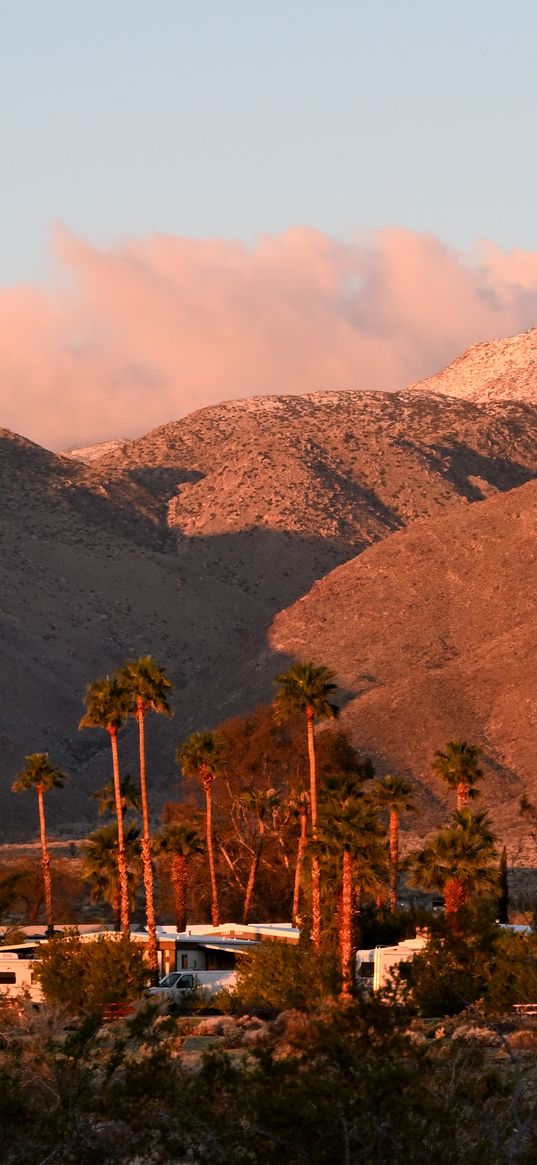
xmin=11 ymin=657 xmax=500 ymax=996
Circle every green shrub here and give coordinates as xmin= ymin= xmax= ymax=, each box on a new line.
xmin=34 ymin=931 xmax=148 ymax=1015
xmin=235 ymin=938 xmax=339 ymax=1012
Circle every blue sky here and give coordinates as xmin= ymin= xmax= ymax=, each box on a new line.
xmin=2 ymin=0 xmax=537 ymax=284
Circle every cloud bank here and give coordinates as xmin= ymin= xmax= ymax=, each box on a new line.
xmin=2 ymin=226 xmax=537 ymax=451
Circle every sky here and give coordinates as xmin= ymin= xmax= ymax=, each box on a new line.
xmin=1 ymin=0 xmax=537 ymax=448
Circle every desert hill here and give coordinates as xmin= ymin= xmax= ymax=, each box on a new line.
xmin=269 ymin=477 xmax=537 ymax=851
xmin=409 ymin=326 xmax=537 ymax=404
xmin=4 ymin=383 xmax=537 ymax=837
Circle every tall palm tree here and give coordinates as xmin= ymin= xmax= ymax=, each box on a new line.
xmin=82 ymin=822 xmax=142 ymax=927
xmin=374 ymin=775 xmax=414 ymax=912
xmin=12 ymin=753 xmax=68 ymax=936
xmin=433 ymin=740 xmax=483 ymax=810
xmin=317 ymin=773 xmax=387 ymax=996
xmin=79 ymin=675 xmax=131 ymax=937
xmin=274 ymin=662 xmax=339 ymax=947
xmin=121 ymin=656 xmax=173 ymax=978
xmin=288 ymin=788 xmax=310 ymax=927
xmin=156 ymin=822 xmax=204 ymax=933
xmin=412 ymin=809 xmax=498 ymax=917
xmin=177 ymin=731 xmax=221 ymax=926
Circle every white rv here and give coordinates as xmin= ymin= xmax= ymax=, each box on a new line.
xmin=0 ymin=945 xmax=42 ymax=1003
xmin=356 ymin=936 xmax=427 ymax=992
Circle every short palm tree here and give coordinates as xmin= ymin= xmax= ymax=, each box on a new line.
xmin=79 ymin=675 xmax=131 ymax=936
xmin=317 ymin=773 xmax=387 ymax=996
xmin=12 ymin=753 xmax=68 ymax=936
xmin=412 ymin=809 xmax=498 ymax=916
xmin=82 ymin=822 xmax=142 ymax=927
xmin=274 ymin=662 xmax=339 ymax=946
xmin=374 ymin=775 xmax=414 ymax=912
xmin=93 ymin=774 xmax=141 ymax=819
xmin=177 ymin=731 xmax=221 ymax=926
xmin=433 ymin=740 xmax=483 ymax=810
xmin=156 ymin=822 xmax=204 ymax=933
xmin=121 ymin=656 xmax=173 ymax=978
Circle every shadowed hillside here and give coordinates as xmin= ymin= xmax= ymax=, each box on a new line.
xmin=4 ymin=384 xmax=537 ymax=836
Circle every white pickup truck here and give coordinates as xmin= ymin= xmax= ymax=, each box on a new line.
xmin=148 ymin=969 xmax=236 ymax=1006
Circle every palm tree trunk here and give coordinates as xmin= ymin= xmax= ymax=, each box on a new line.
xmin=340 ymin=850 xmax=354 ymax=997
xmin=457 ymin=782 xmax=468 ymax=811
xmin=137 ymin=700 xmax=159 ymax=979
xmin=171 ymin=855 xmax=188 ymax=933
xmin=444 ymin=877 xmax=466 ymax=915
xmin=292 ymin=808 xmax=308 ymax=926
xmin=108 ymin=726 xmax=130 ymax=938
xmin=389 ymin=809 xmax=399 ymax=913
xmin=204 ymin=779 xmax=220 ymax=927
xmin=306 ymin=709 xmax=321 ymax=948
xmin=37 ymin=787 xmax=54 ymax=937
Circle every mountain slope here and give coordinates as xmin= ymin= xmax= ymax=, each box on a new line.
xmin=409 ymin=326 xmax=537 ymax=403
xmin=4 ymin=385 xmax=537 ymax=837
xmin=269 ymin=478 xmax=537 ymax=848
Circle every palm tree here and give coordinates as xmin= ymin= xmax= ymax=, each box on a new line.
xmin=121 ymin=656 xmax=173 ymax=979
xmin=374 ymin=775 xmax=414 ymax=912
xmin=177 ymin=731 xmax=221 ymax=926
xmin=317 ymin=773 xmax=387 ymax=996
xmin=288 ymin=788 xmax=310 ymax=927
xmin=274 ymin=662 xmax=339 ymax=947
xmin=12 ymin=754 xmax=68 ymax=936
xmin=82 ymin=822 xmax=142 ymax=927
xmin=433 ymin=740 xmax=483 ymax=810
xmin=156 ymin=822 xmax=204 ymax=933
xmin=412 ymin=809 xmax=498 ymax=917
xmin=93 ymin=774 xmax=141 ymax=818
xmin=79 ymin=675 xmax=131 ymax=936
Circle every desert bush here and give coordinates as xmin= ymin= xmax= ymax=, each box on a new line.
xmin=34 ymin=931 xmax=148 ymax=1014
xmin=234 ymin=937 xmax=339 ymax=1012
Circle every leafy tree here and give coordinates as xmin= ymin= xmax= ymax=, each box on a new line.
xmin=120 ymin=656 xmax=173 ymax=978
xmin=82 ymin=823 xmax=142 ymax=926
xmin=11 ymin=753 xmax=68 ymax=936
xmin=79 ymin=675 xmax=132 ymax=935
xmin=155 ymin=821 xmax=203 ymax=932
xmin=274 ymin=662 xmax=339 ymax=946
xmin=374 ymin=775 xmax=414 ymax=911
xmin=238 ymin=786 xmax=281 ymax=923
xmin=433 ymin=739 xmax=483 ymax=810
xmin=412 ymin=809 xmax=498 ymax=919
xmin=177 ymin=731 xmax=221 ymax=926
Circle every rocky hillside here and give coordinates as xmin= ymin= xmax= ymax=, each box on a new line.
xmin=4 ymin=384 xmax=537 ymax=838
xmin=409 ymin=327 xmax=537 ymax=403
xmin=269 ymin=478 xmax=537 ymax=851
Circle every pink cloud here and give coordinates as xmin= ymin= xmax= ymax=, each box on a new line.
xmin=1 ymin=225 xmax=537 ymax=451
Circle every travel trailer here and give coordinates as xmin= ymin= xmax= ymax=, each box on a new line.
xmin=356 ymin=936 xmax=427 ymax=992
xmin=0 ymin=945 xmax=42 ymax=1003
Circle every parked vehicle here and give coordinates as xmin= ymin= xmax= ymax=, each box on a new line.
xmin=0 ymin=949 xmax=42 ymax=1003
xmin=356 ymin=936 xmax=427 ymax=992
xmin=148 ymin=968 xmax=236 ymax=1006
